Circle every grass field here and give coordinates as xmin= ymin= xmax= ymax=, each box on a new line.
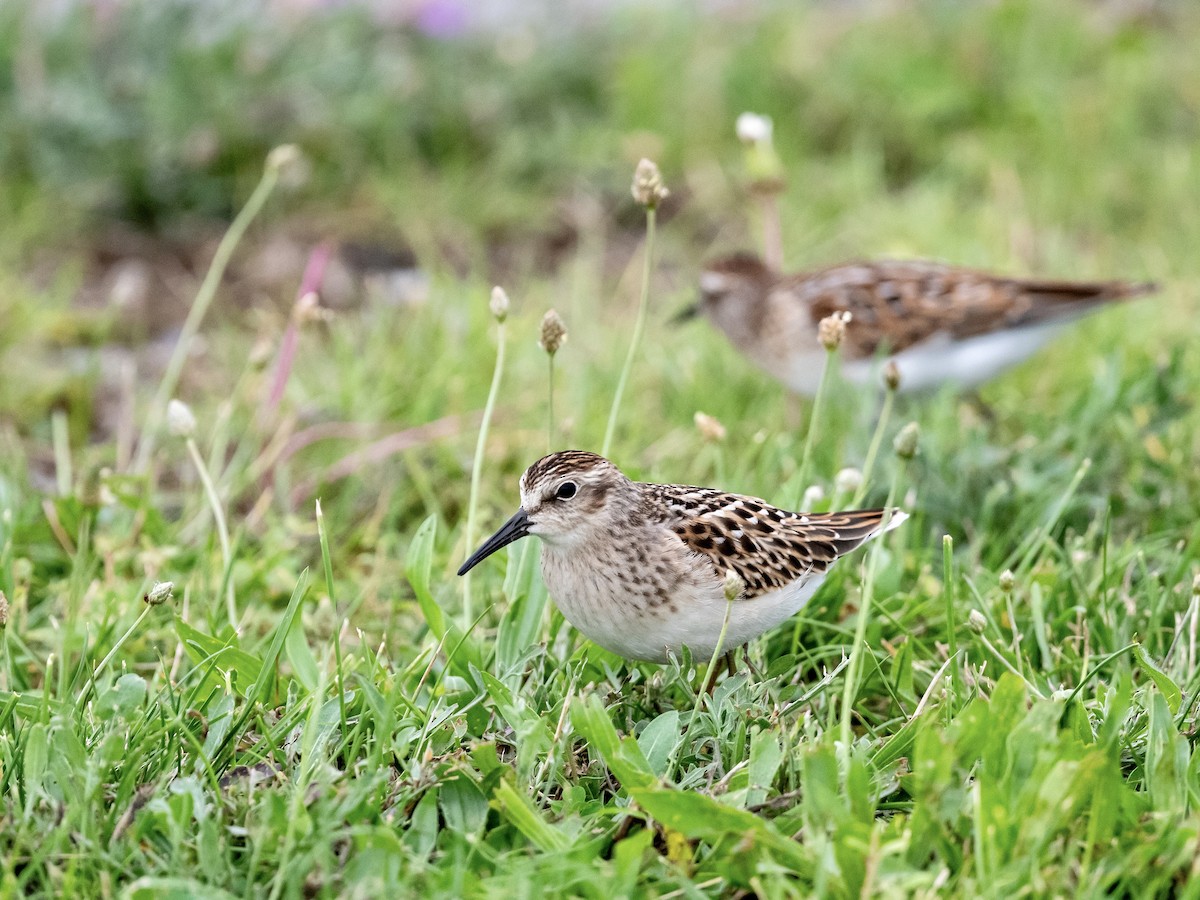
xmin=2 ymin=1 xmax=1200 ymax=896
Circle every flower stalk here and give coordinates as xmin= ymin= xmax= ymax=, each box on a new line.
xmin=135 ymin=147 xmax=298 ymax=473
xmin=603 ymin=160 xmax=667 ymax=456
xmin=463 ymin=288 xmax=511 ymax=625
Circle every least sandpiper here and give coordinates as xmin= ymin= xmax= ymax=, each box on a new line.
xmin=687 ymin=253 xmax=1157 ymax=394
xmin=457 ymin=450 xmax=907 ymax=663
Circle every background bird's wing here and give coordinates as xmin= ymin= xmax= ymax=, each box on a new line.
xmin=648 ymin=485 xmax=896 ymax=598
xmin=792 ymin=260 xmax=1154 ymax=356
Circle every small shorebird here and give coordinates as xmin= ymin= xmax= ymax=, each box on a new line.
xmin=685 ymin=253 xmax=1157 ymax=394
xmin=457 ymin=450 xmax=906 ymax=663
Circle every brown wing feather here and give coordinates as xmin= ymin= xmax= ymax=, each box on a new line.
xmin=644 ymin=484 xmax=897 ymax=599
xmin=795 ymin=260 xmax=1156 ymax=357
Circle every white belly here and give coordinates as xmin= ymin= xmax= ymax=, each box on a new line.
xmin=836 ymin=323 xmax=1068 ymax=393
xmin=541 ymin=544 xmax=827 ymax=663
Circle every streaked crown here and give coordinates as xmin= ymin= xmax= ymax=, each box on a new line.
xmin=519 ymin=450 xmax=630 ymax=545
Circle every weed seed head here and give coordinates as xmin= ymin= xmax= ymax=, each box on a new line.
xmin=294 ymin=291 xmax=330 ymax=326
xmin=834 ymin=467 xmax=863 ymax=495
xmin=883 ymin=360 xmax=902 ymax=391
xmin=818 ymin=310 xmax=852 ymax=351
xmin=145 ymin=581 xmax=175 ymax=606
xmin=265 ymin=144 xmax=308 ymax=187
xmin=893 ymin=422 xmax=919 ymax=460
xmin=631 ymin=158 xmax=669 ymax=208
xmin=489 ymin=286 xmax=510 ymax=323
xmin=0 ymin=590 xmax=8 ymax=627
xmin=999 ymin=569 xmax=1015 ymax=593
xmin=167 ymin=399 xmax=196 ymax=439
xmin=968 ymin=609 xmax=987 ymax=633
xmin=723 ymin=569 xmax=745 ymax=602
xmin=737 ymin=111 xmax=786 ymax=192
xmin=694 ymin=411 xmax=727 ymax=443
xmin=801 ymin=484 xmax=825 ymax=510
xmin=736 ymin=112 xmax=773 ymax=145
xmin=539 ymin=309 xmax=567 ymax=355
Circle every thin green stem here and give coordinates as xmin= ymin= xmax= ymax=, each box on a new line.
xmin=854 ymin=386 xmax=896 ymax=506
xmin=672 ymin=595 xmax=735 ymax=780
xmin=839 ymin=464 xmax=903 ymax=757
xmin=547 ymin=353 xmax=556 ymax=452
xmin=316 ymin=499 xmax=348 ymax=741
xmin=794 ymin=348 xmax=836 ymax=508
xmin=186 ymin=437 xmax=237 ymax=632
xmin=1006 ymin=457 xmax=1092 ymax=574
xmin=78 ymin=599 xmax=158 ymax=710
xmin=602 ymin=207 xmax=656 ymax=457
xmin=51 ymin=409 xmax=71 ymax=496
xmin=463 ymin=318 xmax=508 ymax=625
xmin=269 ymin=665 xmax=330 ymax=900
xmin=90 ymin=605 xmax=153 ymax=685
xmin=134 ymin=162 xmax=281 ymax=474
xmin=943 ymin=535 xmax=960 ymax=701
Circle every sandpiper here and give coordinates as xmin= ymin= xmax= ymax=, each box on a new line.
xmin=686 ymin=253 xmax=1157 ymax=394
xmin=457 ymin=450 xmax=907 ymax=663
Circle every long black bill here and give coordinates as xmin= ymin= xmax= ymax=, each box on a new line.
xmin=457 ymin=507 xmax=531 ymax=576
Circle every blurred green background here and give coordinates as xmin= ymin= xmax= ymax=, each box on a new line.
xmin=2 ymin=1 xmax=1200 ymax=894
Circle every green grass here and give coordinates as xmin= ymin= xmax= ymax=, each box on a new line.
xmin=3 ymin=1 xmax=1200 ymax=895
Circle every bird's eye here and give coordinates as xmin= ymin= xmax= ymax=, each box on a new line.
xmin=555 ymin=481 xmax=578 ymax=500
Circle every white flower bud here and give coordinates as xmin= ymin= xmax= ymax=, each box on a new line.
xmin=631 ymin=158 xmax=669 ymax=208
xmin=999 ymin=570 xmax=1015 ymax=593
xmin=265 ymin=144 xmax=308 ymax=187
xmin=736 ymin=112 xmax=773 ymax=145
xmin=801 ymin=484 xmax=825 ymax=510
xmin=723 ymin=569 xmax=745 ymax=602
xmin=967 ymin=609 xmax=987 ymax=633
xmin=834 ymin=467 xmax=863 ymax=496
xmin=694 ymin=411 xmax=727 ymax=443
xmin=893 ymin=422 xmax=919 ymax=460
xmin=490 ymin=286 xmax=510 ymax=322
xmin=166 ymin=400 xmax=196 ymax=439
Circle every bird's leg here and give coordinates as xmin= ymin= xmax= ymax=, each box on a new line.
xmin=703 ymin=650 xmax=737 ymax=695
xmin=739 ymin=645 xmax=764 ymax=681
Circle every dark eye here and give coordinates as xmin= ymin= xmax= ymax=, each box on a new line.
xmin=555 ymin=481 xmax=578 ymax=500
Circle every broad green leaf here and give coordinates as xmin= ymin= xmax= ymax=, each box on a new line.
xmin=120 ymin=877 xmax=238 ymax=900
xmin=284 ymin=609 xmax=320 ymax=692
xmin=631 ymin=787 xmax=812 ymax=875
xmin=213 ymin=570 xmax=311 ymax=764
xmin=402 ymin=788 xmax=440 ymax=860
xmin=570 ymin=695 xmax=656 ymax=791
xmin=405 ymin=515 xmax=442 ymax=637
xmin=174 ymin=616 xmax=263 ymax=699
xmin=1134 ymin=643 xmax=1182 ymax=714
xmin=406 ymin=515 xmax=484 ymax=677
xmin=802 ymin=743 xmax=845 ymax=830
xmin=637 ymin=710 xmax=680 ymax=778
xmin=492 ymin=780 xmax=569 ymax=852
xmin=1 ymin=690 xmax=64 ymax=721
xmin=1145 ymin=690 xmax=1188 ymax=813
xmin=22 ymin=722 xmax=48 ymax=814
xmin=440 ymin=774 xmax=489 ymax=835
xmin=746 ymin=728 xmax=783 ymax=809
